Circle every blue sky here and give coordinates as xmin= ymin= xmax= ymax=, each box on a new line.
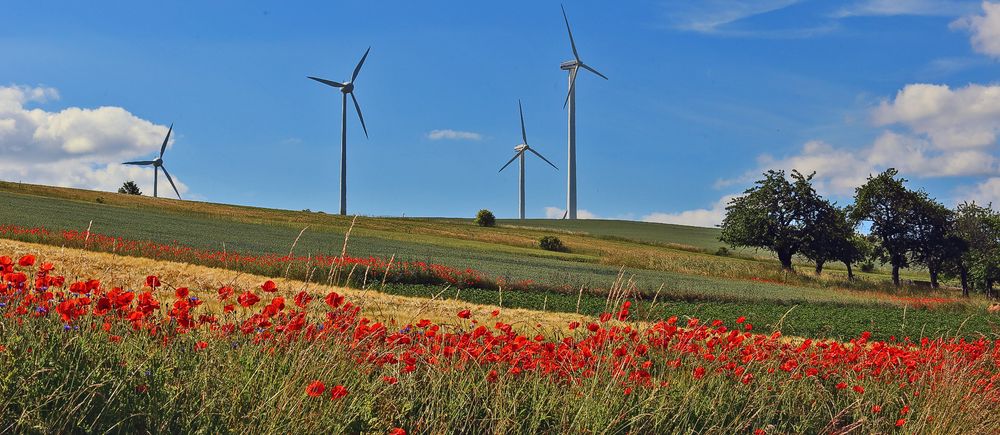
xmin=2 ymin=0 xmax=1000 ymax=225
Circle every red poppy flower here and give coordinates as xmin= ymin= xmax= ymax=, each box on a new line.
xmin=175 ymin=287 xmax=189 ymax=299
xmin=261 ymin=280 xmax=278 ymax=293
xmin=587 ymin=323 xmax=600 ymax=332
xmin=305 ymin=380 xmax=325 ymax=397
xmin=744 ymin=323 xmax=753 ymax=331
xmin=754 ymin=430 xmax=765 ymax=435
xmin=223 ymin=304 xmax=235 ymax=313
xmin=490 ymin=309 xmax=500 ymax=317
xmin=325 ymin=291 xmax=344 ymax=308
xmin=194 ymin=341 xmax=208 ymax=351
xmin=568 ymin=321 xmax=580 ymax=330
xmin=18 ymin=254 xmax=36 ymax=267
xmin=329 ymin=385 xmax=348 ymax=400
xmin=218 ymin=286 xmax=234 ymax=300
xmin=872 ymin=405 xmax=882 ymax=413
xmin=736 ymin=316 xmax=746 ymax=324
xmin=895 ymin=419 xmax=906 ymax=427
xmin=238 ymin=291 xmax=260 ymax=308
xmin=457 ymin=309 xmax=471 ymax=319
xmin=40 ymin=262 xmax=54 ymax=272
xmin=900 ymin=405 xmax=910 ymax=415
xmin=382 ymin=376 xmax=398 ymax=385
xmin=388 ymin=429 xmax=406 ymax=435
xmin=836 ymin=382 xmax=847 ymax=390
xmin=145 ymin=275 xmax=161 ymax=288
xmin=693 ymin=367 xmax=706 ymax=379
xmin=294 ymin=291 xmax=312 ymax=308
xmin=599 ymin=312 xmax=612 ymax=322
xmin=853 ymin=385 xmax=865 ymax=394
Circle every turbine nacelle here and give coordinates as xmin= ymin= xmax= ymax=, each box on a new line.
xmin=560 ymin=60 xmax=579 ymax=70
xmin=153 ymin=158 xmax=163 ymax=167
xmin=515 ymin=144 xmax=528 ymax=152
xmin=340 ymin=82 xmax=355 ymax=94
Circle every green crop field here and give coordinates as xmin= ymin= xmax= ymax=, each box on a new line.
xmin=1 ymin=181 xmax=996 ymax=339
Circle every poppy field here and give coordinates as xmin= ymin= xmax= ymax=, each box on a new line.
xmin=2 ymin=249 xmax=999 ymax=433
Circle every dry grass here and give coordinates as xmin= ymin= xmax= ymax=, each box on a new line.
xmin=0 ymin=238 xmax=584 ymax=332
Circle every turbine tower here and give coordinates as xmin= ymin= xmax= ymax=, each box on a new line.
xmin=499 ymin=100 xmax=558 ymax=220
xmin=560 ymin=4 xmax=607 ymax=219
xmin=123 ymin=123 xmax=182 ymax=199
xmin=308 ymin=47 xmax=371 ymax=216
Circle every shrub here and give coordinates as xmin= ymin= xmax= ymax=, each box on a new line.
xmin=475 ymin=209 xmax=495 ymax=227
xmin=860 ymin=262 xmax=876 ymax=273
xmin=539 ymin=235 xmax=566 ymax=252
xmin=95 ymin=197 xmax=106 ymax=204
xmin=715 ymin=247 xmax=731 ymax=257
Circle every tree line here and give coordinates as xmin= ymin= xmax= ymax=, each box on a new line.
xmin=719 ymin=168 xmax=1000 ymax=298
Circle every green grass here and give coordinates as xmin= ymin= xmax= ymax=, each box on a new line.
xmin=1 ymin=181 xmax=994 ymax=340
xmin=0 ymin=184 xmax=906 ymax=306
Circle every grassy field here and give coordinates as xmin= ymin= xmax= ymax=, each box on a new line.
xmin=1 ymin=243 xmax=998 ymax=433
xmin=0 ymin=181 xmax=996 ymax=340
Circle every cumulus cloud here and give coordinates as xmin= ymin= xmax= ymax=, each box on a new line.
xmin=543 ymin=206 xmax=598 ymax=219
xmin=641 ymin=195 xmax=738 ymax=228
xmin=960 ymin=176 xmax=1000 ymax=205
xmin=951 ymin=1 xmax=1000 ymax=58
xmin=427 ymin=129 xmax=482 ymax=141
xmin=872 ymin=83 xmax=1000 ymax=150
xmin=0 ymin=85 xmax=186 ymax=196
xmin=721 ymin=80 xmax=1000 ymax=197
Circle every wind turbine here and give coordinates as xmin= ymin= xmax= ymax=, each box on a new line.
xmin=559 ymin=4 xmax=607 ymax=220
xmin=499 ymin=100 xmax=558 ymax=220
xmin=122 ymin=123 xmax=182 ymax=199
xmin=308 ymin=47 xmax=371 ymax=216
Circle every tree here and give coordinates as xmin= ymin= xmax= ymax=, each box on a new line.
xmin=946 ymin=203 xmax=997 ymax=297
xmin=474 ymin=209 xmax=496 ymax=227
xmin=800 ymin=203 xmax=856 ymax=276
xmin=118 ymin=181 xmax=142 ymax=196
xmin=909 ymin=193 xmax=962 ymax=288
xmin=840 ymin=233 xmax=875 ymax=280
xmin=720 ymin=170 xmax=817 ymax=270
xmin=850 ymin=169 xmax=918 ymax=286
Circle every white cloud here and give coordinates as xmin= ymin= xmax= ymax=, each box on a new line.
xmin=951 ymin=1 xmax=1000 ymax=58
xmin=544 ymin=206 xmax=598 ymax=219
xmin=835 ymin=0 xmax=975 ymax=18
xmin=427 ymin=129 xmax=482 ymax=141
xmin=661 ymin=0 xmax=802 ymax=33
xmin=642 ymin=195 xmax=737 ymax=228
xmin=872 ymin=83 xmax=1000 ymax=150
xmin=0 ymin=84 xmax=187 ymax=196
xmin=959 ymin=176 xmax=1000 ymax=205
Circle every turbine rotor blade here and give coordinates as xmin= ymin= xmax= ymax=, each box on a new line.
xmin=160 ymin=123 xmax=173 ymax=158
xmin=123 ymin=160 xmax=155 ymax=166
xmin=160 ymin=165 xmax=182 ymax=200
xmin=561 ymin=4 xmax=580 ymax=61
xmin=580 ymin=62 xmax=609 ymax=80
xmin=498 ymin=152 xmax=521 ymax=173
xmin=527 ymin=147 xmax=558 ymax=170
xmin=350 ymin=92 xmax=368 ymax=138
xmin=352 ymin=46 xmax=371 ymax=82
xmin=563 ymin=66 xmax=578 ymax=109
xmin=518 ymin=99 xmax=527 ymax=145
xmin=307 ymin=76 xmax=345 ymax=88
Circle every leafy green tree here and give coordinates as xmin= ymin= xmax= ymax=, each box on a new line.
xmin=474 ymin=209 xmax=496 ymax=227
xmin=850 ymin=169 xmax=918 ymax=286
xmin=720 ymin=170 xmax=818 ymax=270
xmin=800 ymin=203 xmax=856 ymax=276
xmin=946 ymin=203 xmax=997 ymax=296
xmin=118 ymin=181 xmax=142 ymax=196
xmin=909 ymin=193 xmax=962 ymax=288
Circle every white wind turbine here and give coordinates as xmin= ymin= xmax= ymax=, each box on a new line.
xmin=559 ymin=4 xmax=607 ymax=219
xmin=499 ymin=100 xmax=558 ymax=220
xmin=122 ymin=123 xmax=182 ymax=199
xmin=308 ymin=47 xmax=371 ymax=216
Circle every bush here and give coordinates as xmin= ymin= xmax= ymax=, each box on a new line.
xmin=860 ymin=262 xmax=876 ymax=273
xmin=539 ymin=236 xmax=566 ymax=252
xmin=475 ymin=209 xmax=496 ymax=227
xmin=715 ymin=247 xmax=731 ymax=257
xmin=95 ymin=197 xmax=106 ymax=204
